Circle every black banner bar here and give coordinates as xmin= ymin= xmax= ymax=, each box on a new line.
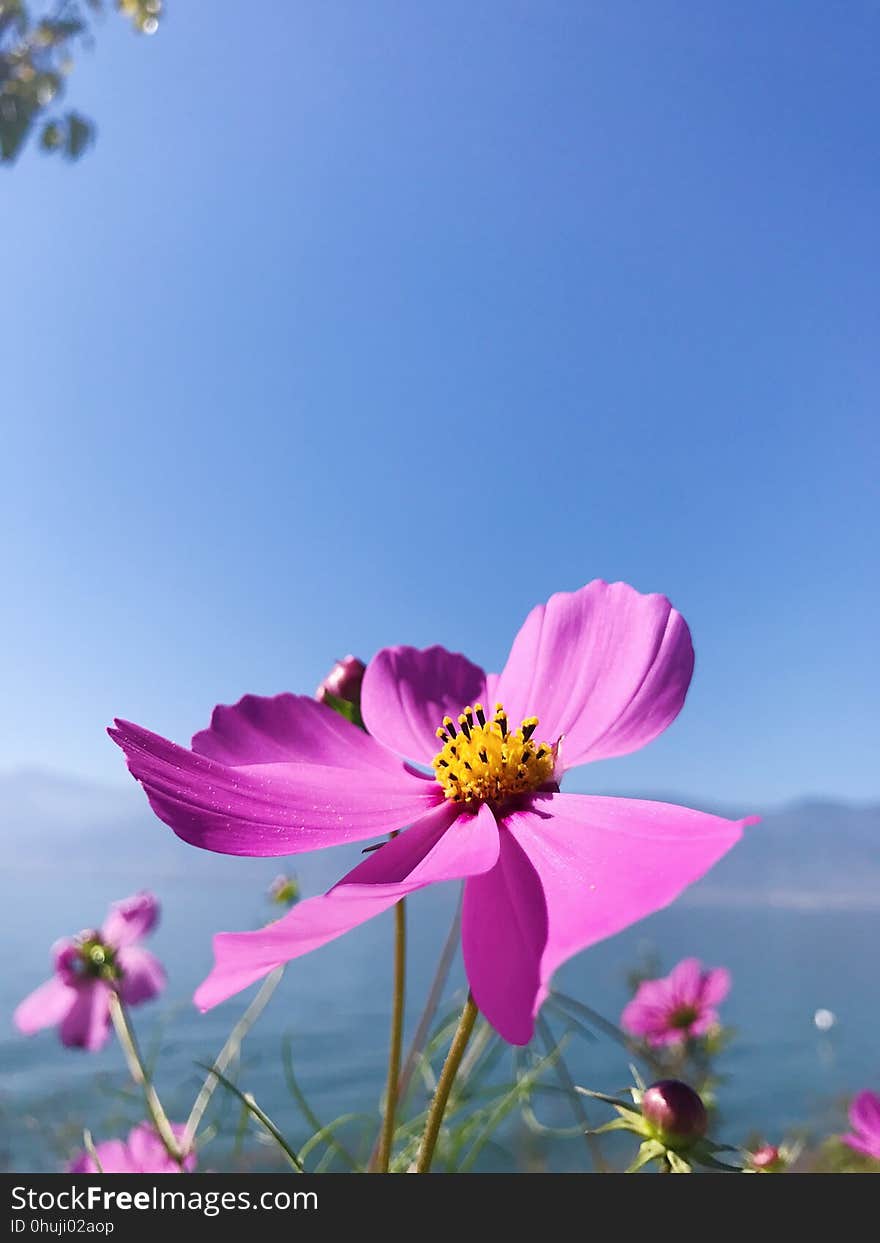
xmin=1 ymin=1171 xmax=868 ymax=1238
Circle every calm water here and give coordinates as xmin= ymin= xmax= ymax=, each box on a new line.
xmin=2 ymin=840 xmax=877 ymax=1173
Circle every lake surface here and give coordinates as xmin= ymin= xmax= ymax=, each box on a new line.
xmin=3 ymin=825 xmax=877 ymax=1173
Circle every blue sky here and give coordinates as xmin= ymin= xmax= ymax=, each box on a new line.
xmin=3 ymin=2 xmax=877 ymax=807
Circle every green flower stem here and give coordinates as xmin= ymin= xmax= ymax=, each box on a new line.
xmin=374 ymin=895 xmax=407 ymax=1173
xmin=108 ymin=990 xmax=184 ymax=1165
xmin=367 ymin=897 xmax=461 ymax=1173
xmin=396 ymin=897 xmax=462 ymax=1106
xmin=414 ymin=991 xmax=479 ymax=1173
xmin=82 ymin=1130 xmax=105 ymax=1174
xmin=183 ymin=965 xmax=284 ymax=1152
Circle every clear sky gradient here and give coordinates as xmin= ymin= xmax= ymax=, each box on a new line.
xmin=3 ymin=2 xmax=877 ymax=807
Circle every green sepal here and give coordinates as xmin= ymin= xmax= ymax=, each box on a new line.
xmin=322 ymin=692 xmax=365 ymax=731
xmin=591 ymin=1114 xmax=649 ymax=1137
xmin=666 ymin=1149 xmax=692 ymax=1174
xmin=626 ymin=1139 xmax=666 ymax=1173
xmin=576 ymin=1086 xmax=637 ymax=1112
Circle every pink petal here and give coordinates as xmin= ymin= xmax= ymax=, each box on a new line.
xmin=492 ymin=580 xmax=694 ymax=768
xmin=850 ymin=1091 xmax=880 ymax=1142
xmin=14 ymin=976 xmax=78 ymax=1036
xmin=126 ymin=1123 xmax=196 ymax=1173
xmin=462 ymin=831 xmax=548 ymax=1046
xmin=69 ymin=1140 xmax=137 ymax=1174
xmin=59 ymin=980 xmax=113 ymax=1051
xmin=361 ymin=645 xmax=489 ymax=764
xmin=195 ymin=801 xmax=499 ymax=1010
xmin=102 ymin=891 xmax=160 ymax=948
xmin=646 ymin=1028 xmax=689 ymax=1048
xmin=627 ymin=977 xmax=672 ymax=1011
xmin=699 ymin=965 xmax=731 ymax=1007
xmin=192 ymin=693 xmax=407 ymax=775
xmin=117 ymin=947 xmax=167 ymax=1005
xmin=666 ymin=957 xmax=704 ymax=1006
xmin=110 ymin=719 xmax=441 ymax=856
xmin=53 ymin=938 xmax=87 ymax=985
xmin=465 ymin=792 xmax=750 ymax=1044
xmin=841 ymin=1132 xmax=880 ymax=1161
xmin=687 ymin=1009 xmax=720 ymax=1038
xmin=620 ymin=996 xmax=668 ymax=1039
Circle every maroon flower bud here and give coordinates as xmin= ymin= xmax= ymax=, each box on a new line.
xmin=316 ymin=655 xmax=366 ymax=707
xmin=641 ymin=1079 xmax=708 ymax=1149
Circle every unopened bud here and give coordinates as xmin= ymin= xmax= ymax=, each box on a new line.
xmin=641 ymin=1079 xmax=708 ymax=1150
xmin=316 ymin=655 xmax=366 ymax=707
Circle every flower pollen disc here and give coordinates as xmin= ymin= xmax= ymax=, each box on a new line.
xmin=432 ymin=702 xmax=555 ymax=809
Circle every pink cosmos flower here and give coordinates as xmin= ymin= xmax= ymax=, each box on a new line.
xmin=841 ymin=1091 xmax=880 ymax=1162
xmin=68 ymin=1123 xmax=196 ymax=1174
xmin=621 ymin=956 xmax=731 ymax=1046
xmin=110 ymin=580 xmax=755 ymax=1045
xmin=14 ymin=892 xmax=166 ymax=1051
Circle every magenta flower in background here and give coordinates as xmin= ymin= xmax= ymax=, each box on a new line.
xmin=621 ymin=957 xmax=731 ymax=1046
xmin=69 ymin=1123 xmax=195 ymax=1174
xmin=841 ymin=1091 xmax=880 ymax=1162
xmin=110 ymin=580 xmax=756 ymax=1045
xmin=14 ymin=893 xmax=165 ymax=1051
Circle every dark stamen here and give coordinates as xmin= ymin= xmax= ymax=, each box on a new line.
xmin=475 ymin=705 xmax=486 ymax=727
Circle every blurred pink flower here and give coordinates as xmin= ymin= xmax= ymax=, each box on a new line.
xmin=747 ymin=1143 xmax=784 ymax=1172
xmin=69 ymin=1123 xmax=195 ymax=1174
xmin=268 ymin=873 xmax=300 ymax=906
xmin=621 ymin=957 xmax=730 ymax=1046
xmin=842 ymin=1091 xmax=880 ymax=1162
xmin=111 ymin=580 xmax=755 ymax=1045
xmin=14 ymin=892 xmax=165 ymax=1051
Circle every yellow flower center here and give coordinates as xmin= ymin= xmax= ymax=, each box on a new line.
xmin=432 ymin=702 xmax=556 ymax=807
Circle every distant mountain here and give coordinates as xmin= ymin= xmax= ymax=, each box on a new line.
xmin=687 ymin=798 xmax=880 ymax=910
xmin=1 ymin=769 xmax=877 ymax=909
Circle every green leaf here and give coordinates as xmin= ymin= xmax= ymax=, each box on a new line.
xmin=281 ymin=1034 xmax=359 ymax=1170
xmin=40 ymin=121 xmax=63 ymax=150
xmin=65 ymin=111 xmax=92 ymax=159
xmin=194 ymin=1062 xmax=303 ymax=1172
xmin=693 ymin=1150 xmax=744 ymax=1172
